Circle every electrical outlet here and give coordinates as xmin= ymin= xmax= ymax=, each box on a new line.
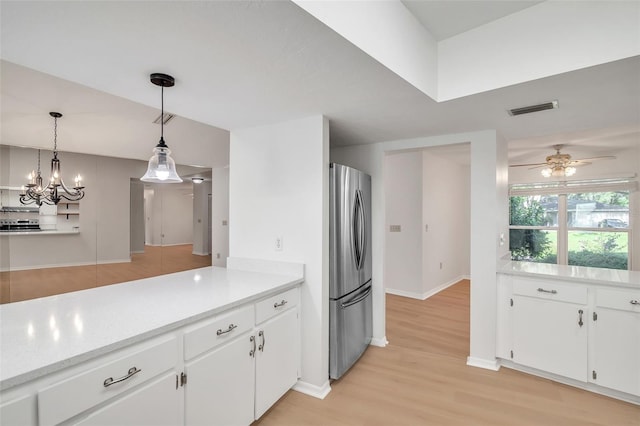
xmin=389 ymin=225 xmax=401 ymax=232
xmin=216 ymin=253 xmax=220 ymax=259
xmin=275 ymin=236 xmax=283 ymax=251
xmin=439 ymin=262 xmax=443 ymax=270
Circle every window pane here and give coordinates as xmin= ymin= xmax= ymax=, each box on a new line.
xmin=510 ymin=195 xmax=558 ymax=226
xmin=510 ymin=229 xmax=557 ymax=264
xmin=567 ymin=192 xmax=629 ymax=229
xmin=568 ymin=231 xmax=628 ymax=270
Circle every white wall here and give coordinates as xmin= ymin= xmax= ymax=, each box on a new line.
xmin=293 ymin=0 xmax=438 ymax=99
xmin=229 ymin=115 xmax=330 ymax=394
xmin=192 ymin=180 xmax=212 ymax=256
xmin=438 ymin=1 xmax=640 ymax=100
xmin=211 ymin=167 xmax=229 ymax=267
xmin=384 ymin=151 xmax=423 ymax=297
xmin=422 ymin=149 xmax=470 ymax=294
xmin=130 ymin=180 xmax=145 ymax=253
xmin=332 ymin=130 xmax=507 ymax=368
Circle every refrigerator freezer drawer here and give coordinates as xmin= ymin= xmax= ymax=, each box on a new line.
xmin=329 ymin=284 xmax=373 ymax=379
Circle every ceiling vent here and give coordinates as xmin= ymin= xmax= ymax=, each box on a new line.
xmin=153 ymin=112 xmax=176 ymax=125
xmin=508 ymin=100 xmax=559 ymax=116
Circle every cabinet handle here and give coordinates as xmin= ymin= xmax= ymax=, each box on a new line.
xmin=249 ymin=335 xmax=256 ymax=357
xmin=274 ymin=299 xmax=288 ymax=309
xmin=103 ymin=367 xmax=141 ymax=388
xmin=631 ymin=300 xmax=639 ymax=305
xmin=537 ymin=288 xmax=557 ymax=294
xmin=216 ymin=323 xmax=237 ymax=336
xmin=578 ymin=309 xmax=584 ymax=327
xmin=258 ymin=330 xmax=265 ymax=352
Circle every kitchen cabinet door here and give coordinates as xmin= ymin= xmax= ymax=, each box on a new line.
xmin=185 ymin=332 xmax=255 ymax=426
xmin=73 ymin=372 xmax=179 ymax=426
xmin=255 ymin=307 xmax=299 ymax=420
xmin=512 ymin=295 xmax=588 ymax=382
xmin=591 ymin=307 xmax=640 ymax=396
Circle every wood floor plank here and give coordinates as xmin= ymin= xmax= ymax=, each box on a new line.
xmin=255 ymin=280 xmax=640 ymax=426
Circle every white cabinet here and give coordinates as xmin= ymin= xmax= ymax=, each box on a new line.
xmin=511 ymin=279 xmax=588 ymax=382
xmin=498 ymin=275 xmax=640 ymax=400
xmin=184 ymin=305 xmax=256 ymax=426
xmin=183 ymin=287 xmax=300 ymax=425
xmin=38 ymin=336 xmax=178 ymax=426
xmin=0 ymin=284 xmax=301 ymax=426
xmin=590 ymin=288 xmax=640 ymax=396
xmin=255 ymin=307 xmax=299 ymax=419
xmin=74 ymin=372 xmax=180 ymax=426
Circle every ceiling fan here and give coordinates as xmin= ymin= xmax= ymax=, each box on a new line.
xmin=510 ymin=144 xmax=616 ymax=177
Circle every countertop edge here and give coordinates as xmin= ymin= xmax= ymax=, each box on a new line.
xmin=498 ymin=261 xmax=640 ymax=290
xmin=0 ymin=276 xmax=303 ymax=391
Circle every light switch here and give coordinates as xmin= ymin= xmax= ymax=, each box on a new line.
xmin=389 ymin=225 xmax=401 ymax=232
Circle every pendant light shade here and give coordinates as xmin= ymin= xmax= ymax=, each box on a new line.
xmin=141 ymin=73 xmax=182 ymax=183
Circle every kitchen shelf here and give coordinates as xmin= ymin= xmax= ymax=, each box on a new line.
xmin=57 ymin=202 xmax=80 ymax=219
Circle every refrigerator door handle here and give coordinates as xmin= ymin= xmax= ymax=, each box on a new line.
xmin=352 ymin=189 xmax=366 ymax=271
xmin=352 ymin=190 xmax=361 ymax=269
xmin=340 ymin=285 xmax=372 ymax=308
xmin=356 ymin=189 xmax=366 ymax=271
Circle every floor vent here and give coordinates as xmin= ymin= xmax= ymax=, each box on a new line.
xmin=508 ymin=100 xmax=559 ymax=116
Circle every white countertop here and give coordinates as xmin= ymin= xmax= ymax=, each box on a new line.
xmin=499 ymin=260 xmax=640 ymax=289
xmin=0 ymin=229 xmax=80 ymax=236
xmin=0 ymin=265 xmax=303 ymax=390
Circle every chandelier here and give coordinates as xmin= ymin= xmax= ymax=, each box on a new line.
xmin=140 ymin=73 xmax=182 ymax=183
xmin=20 ymin=112 xmax=85 ymax=206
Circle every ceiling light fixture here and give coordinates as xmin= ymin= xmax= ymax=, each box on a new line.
xmin=191 ymin=177 xmax=204 ymax=184
xmin=141 ymin=73 xmax=182 ymax=183
xmin=20 ymin=112 xmax=85 ymax=206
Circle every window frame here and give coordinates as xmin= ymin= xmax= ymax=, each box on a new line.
xmin=509 ymin=178 xmax=635 ymax=270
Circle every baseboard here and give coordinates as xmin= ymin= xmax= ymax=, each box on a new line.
xmin=292 ymin=379 xmax=331 ymax=400
xmin=370 ymin=336 xmax=388 ymax=347
xmin=386 ymin=275 xmax=467 ymax=300
xmin=466 ymin=356 xmax=501 ymax=371
xmin=500 ymin=359 xmax=640 ymax=405
xmin=3 ymin=258 xmax=131 ymax=272
xmin=191 ymin=251 xmax=210 ymax=256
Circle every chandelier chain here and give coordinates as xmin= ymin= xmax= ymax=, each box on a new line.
xmin=53 ymin=115 xmax=58 ymax=152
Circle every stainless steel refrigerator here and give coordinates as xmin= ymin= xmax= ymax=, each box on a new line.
xmin=329 ymin=163 xmax=373 ymax=380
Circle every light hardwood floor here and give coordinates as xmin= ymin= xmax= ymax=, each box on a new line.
xmin=0 ymin=244 xmax=211 ymax=304
xmin=255 ymin=280 xmax=640 ymax=426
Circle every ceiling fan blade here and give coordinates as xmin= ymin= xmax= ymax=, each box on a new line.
xmin=568 ymin=160 xmax=592 ymax=166
xmin=572 ymin=155 xmax=616 ymax=162
xmin=509 ymin=162 xmax=547 ymax=168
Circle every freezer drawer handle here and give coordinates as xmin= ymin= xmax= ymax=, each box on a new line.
xmin=631 ymin=300 xmax=639 ymax=305
xmin=537 ymin=288 xmax=557 ymax=295
xmin=341 ymin=286 xmax=372 ymax=308
xmin=274 ymin=300 xmax=288 ymax=309
xmin=103 ymin=367 xmax=141 ymax=387
xmin=216 ymin=323 xmax=237 ymax=336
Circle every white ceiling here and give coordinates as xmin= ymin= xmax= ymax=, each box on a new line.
xmin=0 ymin=1 xmax=638 ymax=169
xmin=402 ymin=0 xmax=544 ymax=40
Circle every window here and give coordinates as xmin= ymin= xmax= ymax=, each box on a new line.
xmin=509 ymin=184 xmax=632 ymax=270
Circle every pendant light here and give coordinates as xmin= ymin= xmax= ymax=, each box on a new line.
xmin=20 ymin=112 xmax=85 ymax=206
xmin=141 ymin=73 xmax=182 ymax=183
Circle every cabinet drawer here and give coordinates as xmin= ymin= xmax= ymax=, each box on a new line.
xmin=38 ymin=336 xmax=177 ymax=426
xmin=513 ymin=278 xmax=587 ymax=305
xmin=184 ymin=305 xmax=254 ymax=360
xmin=596 ymin=288 xmax=640 ymax=312
xmin=256 ymin=287 xmax=299 ymax=324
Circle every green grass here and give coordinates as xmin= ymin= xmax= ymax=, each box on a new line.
xmin=543 ymin=231 xmax=628 ymax=254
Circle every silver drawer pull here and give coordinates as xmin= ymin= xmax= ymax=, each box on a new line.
xmin=216 ymin=323 xmax=237 ymax=336
xmin=631 ymin=300 xmax=639 ymax=305
xmin=537 ymin=288 xmax=557 ymax=294
xmin=273 ymin=300 xmax=288 ymax=308
xmin=103 ymin=367 xmax=141 ymax=387
xmin=258 ymin=330 xmax=265 ymax=352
